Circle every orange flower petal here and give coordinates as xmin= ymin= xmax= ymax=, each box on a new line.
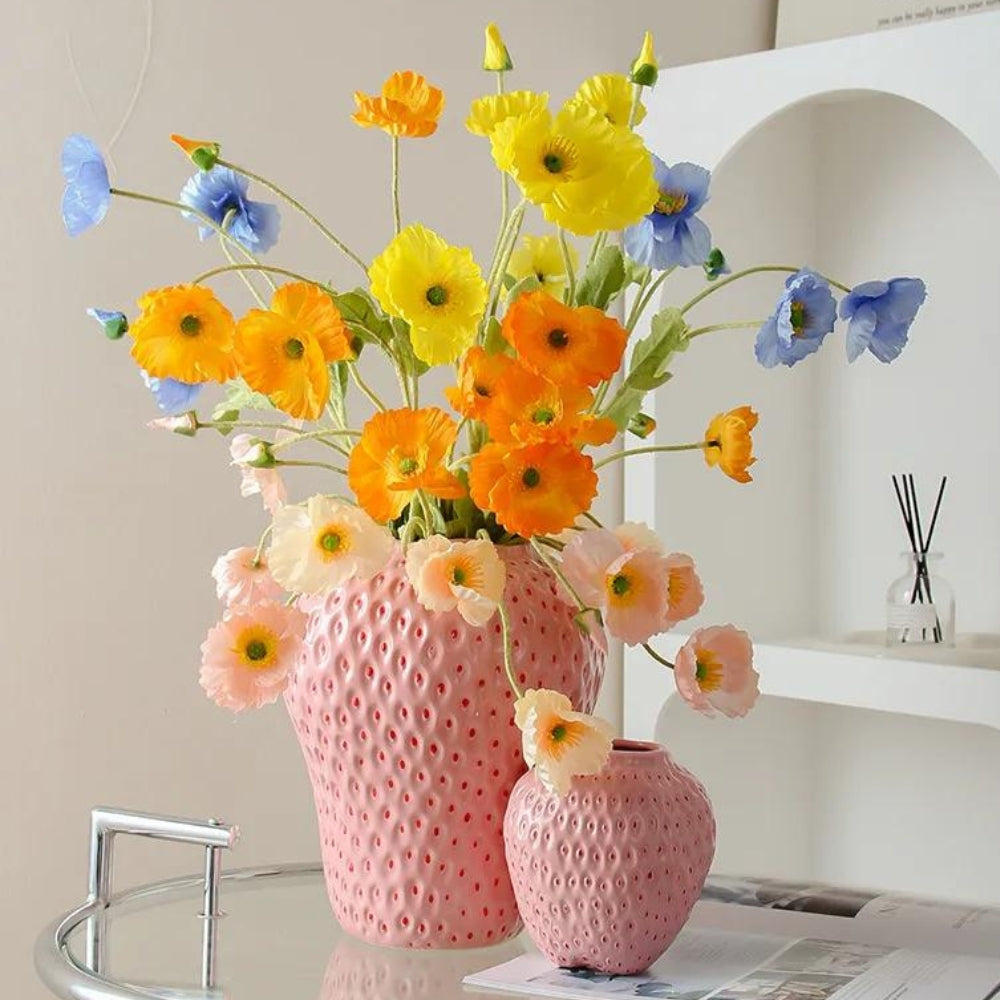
xmin=704 ymin=406 xmax=759 ymax=483
xmin=352 ymin=71 xmax=444 ymax=138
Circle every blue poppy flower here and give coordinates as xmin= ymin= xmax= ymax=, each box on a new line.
xmin=86 ymin=308 xmax=128 ymax=340
xmin=755 ymin=269 xmax=837 ymax=368
xmin=624 ymin=158 xmax=712 ymax=270
xmin=180 ymin=167 xmax=279 ymax=253
xmin=61 ymin=135 xmax=111 ymax=237
xmin=840 ymin=277 xmax=926 ymax=363
xmin=141 ymin=371 xmax=203 ymax=415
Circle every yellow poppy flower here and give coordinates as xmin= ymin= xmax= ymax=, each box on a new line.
xmin=369 ymin=224 xmax=487 ymax=366
xmin=567 ymin=73 xmax=645 ymax=129
xmin=466 ymin=90 xmax=548 ymax=138
xmin=490 ymin=103 xmax=657 ymax=236
xmin=130 ymin=284 xmax=237 ymax=384
xmin=507 ymin=233 xmax=577 ymax=299
xmin=234 ymin=282 xmax=353 ymax=421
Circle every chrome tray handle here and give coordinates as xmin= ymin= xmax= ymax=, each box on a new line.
xmin=86 ymin=807 xmax=239 ymax=988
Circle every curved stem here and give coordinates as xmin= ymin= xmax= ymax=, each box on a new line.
xmin=193 ymin=262 xmax=326 ymax=288
xmin=687 ymin=320 xmax=766 ymax=340
xmin=681 ymin=265 xmax=852 ymax=315
xmin=215 ymin=159 xmax=369 ymax=276
xmin=558 ymin=229 xmax=577 ymax=305
xmin=593 ymin=441 xmax=708 ymax=471
xmin=582 ymin=511 xmax=605 ymax=529
xmin=219 ymin=234 xmax=266 ymax=307
xmin=349 ymin=364 xmax=388 ymax=412
xmin=626 ymin=267 xmax=674 ymax=332
xmin=275 ymin=458 xmax=348 ymax=475
xmin=253 ymin=524 xmax=274 ymax=567
xmin=530 ymin=538 xmax=584 ymax=611
xmin=197 ymin=418 xmax=307 ymax=433
xmin=483 ymin=201 xmax=527 ymax=329
xmin=497 ymin=603 xmax=523 ymax=701
xmin=390 ymin=137 xmax=401 ymax=236
xmin=642 ymin=642 xmax=675 ymax=670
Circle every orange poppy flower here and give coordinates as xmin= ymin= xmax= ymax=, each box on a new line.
xmin=486 ymin=366 xmax=617 ymax=447
xmin=703 ymin=406 xmax=759 ymax=483
xmin=348 ymin=407 xmax=465 ymax=523
xmin=469 ymin=441 xmax=598 ymax=538
xmin=502 ymin=290 xmax=627 ymax=388
xmin=235 ymin=283 xmax=354 ymax=421
xmin=444 ymin=346 xmax=520 ymax=422
xmin=352 ymin=71 xmax=445 ymax=138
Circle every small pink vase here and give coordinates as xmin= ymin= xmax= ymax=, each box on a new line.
xmin=285 ymin=545 xmax=605 ymax=949
xmin=504 ymin=739 xmax=715 ymax=974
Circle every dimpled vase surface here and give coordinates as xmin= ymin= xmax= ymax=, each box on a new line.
xmin=285 ymin=545 xmax=605 ymax=949
xmin=504 ymin=739 xmax=715 ymax=974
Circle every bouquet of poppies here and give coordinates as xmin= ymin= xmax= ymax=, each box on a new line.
xmin=61 ymin=25 xmax=925 ymax=795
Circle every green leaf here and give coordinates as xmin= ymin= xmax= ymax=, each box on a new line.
xmin=624 ymin=258 xmax=651 ymax=288
xmin=505 ymin=274 xmax=541 ymax=304
xmin=575 ymin=245 xmax=627 ymax=309
xmin=390 ymin=317 xmax=430 ymax=378
xmin=482 ymin=316 xmax=510 ymax=357
xmin=333 ymin=288 xmax=394 ymax=349
xmin=212 ymin=379 xmax=275 ymax=423
xmin=212 ymin=409 xmax=240 ymax=436
xmin=327 ymin=361 xmax=350 ymax=430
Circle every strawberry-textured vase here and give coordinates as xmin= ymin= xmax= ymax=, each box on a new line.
xmin=285 ymin=544 xmax=605 ymax=949
xmin=504 ymin=739 xmax=715 ymax=974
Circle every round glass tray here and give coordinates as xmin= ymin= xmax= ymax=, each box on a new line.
xmin=36 ymin=863 xmax=527 ymax=1000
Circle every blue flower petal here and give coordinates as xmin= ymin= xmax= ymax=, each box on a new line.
xmin=180 ymin=167 xmax=279 ymax=253
xmin=756 ymin=269 xmax=837 ymax=368
xmin=61 ymin=135 xmax=111 ymax=236
xmin=141 ymin=371 xmax=203 ymax=414
xmin=841 ymin=277 xmax=925 ymax=364
xmin=845 ymin=304 xmax=877 ymax=363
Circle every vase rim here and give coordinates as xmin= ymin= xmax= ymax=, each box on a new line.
xmin=610 ymin=738 xmax=665 ymax=755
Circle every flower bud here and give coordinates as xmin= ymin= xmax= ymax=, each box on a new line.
xmin=148 ymin=412 xmax=198 ymax=436
xmin=170 ymin=133 xmax=221 ymax=171
xmin=703 ymin=247 xmax=730 ymax=281
xmin=483 ymin=22 xmax=513 ymax=72
xmin=628 ymin=412 xmax=657 ymax=439
xmin=243 ymin=441 xmax=277 ymax=468
xmin=86 ymin=307 xmax=128 ymax=340
xmin=630 ymin=30 xmax=658 ymax=87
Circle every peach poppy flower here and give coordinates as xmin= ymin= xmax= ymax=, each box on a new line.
xmin=212 ymin=546 xmax=285 ymax=607
xmin=230 ymin=434 xmax=287 ymax=515
xmin=199 ymin=601 xmax=306 ymax=712
xmin=348 ymin=407 xmax=465 ymax=524
xmin=561 ymin=525 xmax=671 ymax=645
xmin=485 ymin=365 xmax=616 ymax=447
xmin=514 ymin=688 xmax=615 ymax=795
xmin=502 ymin=290 xmax=627 ymax=388
xmin=674 ymin=625 xmax=759 ymax=718
xmin=704 ymin=406 xmax=759 ymax=484
xmin=234 ymin=282 xmax=353 ymax=421
xmin=663 ymin=553 xmax=704 ymax=629
xmin=267 ymin=495 xmax=395 ymax=595
xmin=468 ymin=441 xmax=597 ymax=538
xmin=444 ymin=346 xmax=519 ymax=422
xmin=352 ymin=71 xmax=445 ymax=138
xmin=404 ymin=536 xmax=506 ymax=626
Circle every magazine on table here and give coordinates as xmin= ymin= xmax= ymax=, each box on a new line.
xmin=464 ymin=875 xmax=1000 ymax=1000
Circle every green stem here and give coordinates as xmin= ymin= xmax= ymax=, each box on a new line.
xmin=497 ymin=603 xmax=523 ymax=701
xmin=253 ymin=524 xmax=274 ymax=567
xmin=688 ymin=320 xmax=766 ymax=340
xmin=642 ymin=642 xmax=675 ymax=670
xmin=626 ymin=267 xmax=674 ymax=332
xmin=196 ymin=418 xmax=311 ymax=433
xmin=271 ymin=427 xmax=359 ymax=456
xmin=530 ymin=538 xmax=585 ymax=612
xmin=193 ymin=262 xmax=326 ymax=288
xmin=390 ymin=137 xmax=401 ymax=236
xmin=582 ymin=511 xmax=605 ymax=529
xmin=349 ymin=364 xmax=388 ymax=412
xmin=215 ymin=159 xmax=369 ymax=276
xmin=219 ymin=232 xmax=267 ymax=307
xmin=627 ymin=82 xmax=643 ymax=130
xmin=593 ymin=441 xmax=709 ymax=471
xmin=275 ymin=458 xmax=348 ymax=475
xmin=483 ymin=201 xmax=527 ymax=330
xmin=681 ymin=265 xmax=852 ymax=315
xmin=586 ymin=232 xmax=608 ymax=271
xmin=558 ymin=229 xmax=577 ymax=305
xmin=497 ymin=72 xmax=510 ymax=231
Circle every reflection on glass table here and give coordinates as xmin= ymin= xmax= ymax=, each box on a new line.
xmin=39 ymin=863 xmax=526 ymax=1000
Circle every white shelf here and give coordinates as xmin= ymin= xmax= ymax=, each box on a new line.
xmin=624 ymin=632 xmax=1000 ymax=741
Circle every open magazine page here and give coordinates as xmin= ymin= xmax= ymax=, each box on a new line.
xmin=464 ymin=926 xmax=1000 ymax=1000
xmin=698 ymin=876 xmax=1000 ymax=957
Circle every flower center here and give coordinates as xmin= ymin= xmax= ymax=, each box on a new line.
xmin=547 ymin=328 xmax=569 ymax=349
xmin=398 ymin=456 xmax=420 ymax=476
xmin=789 ymin=300 xmax=808 ymax=336
xmin=180 ymin=314 xmax=202 ymax=337
xmin=541 ymin=137 xmax=577 ymax=178
xmin=320 ymin=531 xmax=341 ymax=553
xmin=284 ymin=337 xmax=305 ymax=359
xmin=654 ymin=190 xmax=689 ymax=216
xmin=474 ymin=383 xmax=491 ymax=398
xmin=535 ymin=270 xmax=546 ymax=283
xmin=245 ymin=639 xmax=269 ymax=662
xmin=610 ymin=573 xmax=631 ymax=597
xmin=532 ymin=407 xmax=556 ymax=425
xmin=425 ymin=284 xmax=448 ymax=307
xmin=550 ymin=723 xmax=568 ymax=742
xmin=451 ymin=566 xmax=467 ymax=586
xmin=694 ymin=649 xmax=725 ymax=692
xmin=543 ymin=153 xmax=563 ymax=174
xmin=521 ymin=467 xmax=541 ymax=489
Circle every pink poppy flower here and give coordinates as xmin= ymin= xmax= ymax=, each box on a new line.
xmin=199 ymin=601 xmax=306 ymax=712
xmin=663 ymin=553 xmax=704 ymax=628
xmin=674 ymin=624 xmax=759 ymax=718
xmin=230 ymin=433 xmax=287 ymax=515
xmin=211 ymin=546 xmax=285 ymax=608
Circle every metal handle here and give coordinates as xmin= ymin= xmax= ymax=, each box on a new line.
xmin=86 ymin=807 xmax=239 ymax=987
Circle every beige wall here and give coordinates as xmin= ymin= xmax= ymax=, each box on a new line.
xmin=2 ymin=1 xmax=774 ymax=994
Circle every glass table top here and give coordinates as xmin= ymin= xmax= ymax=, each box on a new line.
xmin=40 ymin=864 xmax=528 ymax=1000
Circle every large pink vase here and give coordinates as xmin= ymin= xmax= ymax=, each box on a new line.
xmin=504 ymin=739 xmax=715 ymax=974
xmin=285 ymin=544 xmax=605 ymax=949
